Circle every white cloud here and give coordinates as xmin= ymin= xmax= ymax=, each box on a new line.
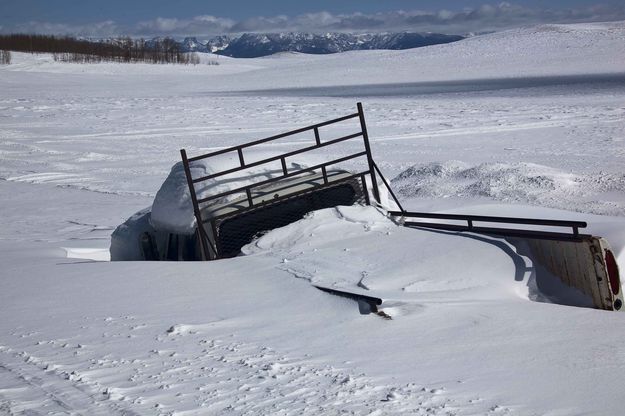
xmin=4 ymin=20 xmax=121 ymax=37
xmin=135 ymin=15 xmax=234 ymax=36
xmin=230 ymin=15 xmax=289 ymax=32
xmin=1 ymin=3 xmax=624 ymax=37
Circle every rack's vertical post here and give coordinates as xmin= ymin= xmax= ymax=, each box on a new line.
xmin=180 ymin=149 xmax=212 ymax=260
xmin=357 ymin=102 xmax=381 ymax=204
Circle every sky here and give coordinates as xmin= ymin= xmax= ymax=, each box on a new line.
xmin=1 ymin=1 xmax=624 ymax=37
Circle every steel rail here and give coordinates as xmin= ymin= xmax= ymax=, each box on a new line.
xmin=187 ymin=112 xmax=360 ymax=162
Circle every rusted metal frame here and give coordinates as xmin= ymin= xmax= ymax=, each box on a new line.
xmin=237 ymin=148 xmax=245 ymax=167
xmin=313 ymin=285 xmax=383 ymax=307
xmin=372 ymin=162 xmax=404 ymax=212
xmin=280 ymin=157 xmax=288 ymax=175
xmin=192 ymin=132 xmax=363 ymax=184
xmin=197 ymin=152 xmax=367 ymax=206
xmin=403 ymin=221 xmax=591 ymax=241
xmin=203 ymin=172 xmax=369 ymax=224
xmin=180 ymin=149 xmax=212 ymax=260
xmin=313 ymin=126 xmax=324 ymax=183
xmin=391 ymin=211 xmax=587 ymax=229
xmin=357 ymin=102 xmax=380 ymax=205
xmin=193 ymin=227 xmax=217 ymax=259
xmin=199 ymin=219 xmax=219 ymax=259
xmin=245 ymin=188 xmax=253 ymax=208
xmin=321 ymin=166 xmax=328 ymax=184
xmin=187 ymin=112 xmax=360 ymax=162
xmin=210 ymin=220 xmax=222 ymax=259
xmin=196 ymin=151 xmax=368 ymax=205
xmin=360 ymin=173 xmax=371 ymax=206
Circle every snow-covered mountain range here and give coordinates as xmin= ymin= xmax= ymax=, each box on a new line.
xmin=178 ymin=32 xmax=464 ymax=57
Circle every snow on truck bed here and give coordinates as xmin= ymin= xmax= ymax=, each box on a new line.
xmin=150 ymin=158 xmax=308 ymax=234
xmin=2 ymin=20 xmax=625 ymax=416
xmin=243 ymin=205 xmax=523 ymax=298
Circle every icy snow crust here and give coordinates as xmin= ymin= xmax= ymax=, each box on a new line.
xmin=2 ymin=21 xmax=625 ymax=415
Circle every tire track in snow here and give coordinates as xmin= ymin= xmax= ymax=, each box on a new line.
xmin=0 ymin=345 xmax=139 ymax=416
xmin=1 ymin=319 xmax=518 ymax=415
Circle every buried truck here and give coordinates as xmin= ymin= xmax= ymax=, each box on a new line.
xmin=110 ymin=103 xmax=623 ymax=312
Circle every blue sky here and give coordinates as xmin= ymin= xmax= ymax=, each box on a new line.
xmin=1 ymin=1 xmax=624 ymax=36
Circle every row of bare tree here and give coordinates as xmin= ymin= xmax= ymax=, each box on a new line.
xmin=0 ymin=50 xmax=10 ymax=65
xmin=0 ymin=34 xmax=200 ymax=64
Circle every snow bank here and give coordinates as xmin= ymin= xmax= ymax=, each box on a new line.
xmin=243 ymin=204 xmax=524 ymax=299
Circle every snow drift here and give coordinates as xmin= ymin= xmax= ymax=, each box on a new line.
xmin=392 ymin=161 xmax=625 ymax=216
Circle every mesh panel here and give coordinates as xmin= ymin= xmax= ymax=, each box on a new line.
xmin=211 ymin=177 xmax=366 ymax=258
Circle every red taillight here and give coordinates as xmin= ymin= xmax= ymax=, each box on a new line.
xmin=605 ymin=249 xmax=620 ymax=296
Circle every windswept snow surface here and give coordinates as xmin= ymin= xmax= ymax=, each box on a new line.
xmin=2 ymin=21 xmax=625 ymax=415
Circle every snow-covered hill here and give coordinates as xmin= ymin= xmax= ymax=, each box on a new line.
xmin=1 ymin=21 xmax=625 ymax=415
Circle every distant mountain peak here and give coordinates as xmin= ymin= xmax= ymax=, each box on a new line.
xmin=176 ymin=32 xmax=463 ymax=57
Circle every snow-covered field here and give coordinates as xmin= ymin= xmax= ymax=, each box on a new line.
xmin=2 ymin=22 xmax=625 ymax=415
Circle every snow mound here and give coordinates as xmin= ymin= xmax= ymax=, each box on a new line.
xmin=243 ymin=205 xmax=393 ymax=256
xmin=392 ymin=160 xmax=578 ymax=201
xmin=392 ymin=161 xmax=625 ymax=215
xmin=243 ymin=204 xmax=524 ymax=297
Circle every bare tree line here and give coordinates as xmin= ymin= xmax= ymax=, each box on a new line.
xmin=0 ymin=34 xmax=202 ymax=65
xmin=0 ymin=50 xmax=10 ymax=65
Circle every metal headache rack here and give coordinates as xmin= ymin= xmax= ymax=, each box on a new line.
xmin=180 ymin=103 xmax=379 ymax=260
xmin=181 ymin=102 xmax=590 ymax=261
xmin=175 ymin=102 xmax=621 ymax=311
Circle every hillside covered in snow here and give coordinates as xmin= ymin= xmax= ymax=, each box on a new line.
xmin=1 ymin=21 xmax=625 ymax=415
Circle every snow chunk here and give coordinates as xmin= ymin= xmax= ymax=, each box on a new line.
xmin=63 ymin=247 xmax=110 ymax=261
